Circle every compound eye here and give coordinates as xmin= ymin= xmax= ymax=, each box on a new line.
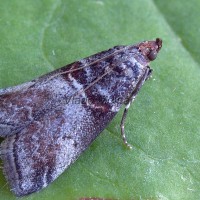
xmin=148 ymin=50 xmax=157 ymax=61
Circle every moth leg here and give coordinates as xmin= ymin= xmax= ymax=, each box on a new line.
xmin=120 ymin=104 xmax=132 ymax=148
xmin=120 ymin=66 xmax=152 ymax=149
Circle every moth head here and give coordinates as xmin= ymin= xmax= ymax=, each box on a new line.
xmin=137 ymin=38 xmax=162 ymax=61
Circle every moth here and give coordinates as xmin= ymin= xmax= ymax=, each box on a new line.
xmin=0 ymin=38 xmax=162 ymax=196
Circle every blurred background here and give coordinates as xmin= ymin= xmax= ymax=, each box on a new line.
xmin=0 ymin=1 xmax=200 ymax=200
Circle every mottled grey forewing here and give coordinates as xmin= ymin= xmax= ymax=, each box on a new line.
xmin=0 ymin=47 xmax=132 ymax=195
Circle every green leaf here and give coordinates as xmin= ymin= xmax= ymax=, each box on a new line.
xmin=0 ymin=0 xmax=200 ymax=199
